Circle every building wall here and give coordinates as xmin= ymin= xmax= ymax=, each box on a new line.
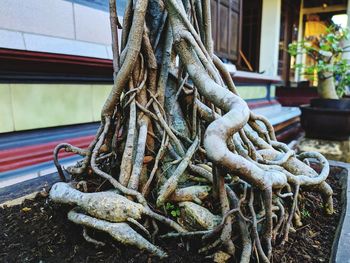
xmin=259 ymin=0 xmax=281 ymax=76
xmin=0 ymin=83 xmax=274 ymax=133
xmin=0 ymin=0 xmax=118 ymax=133
xmin=0 ymin=0 xmax=122 ymax=59
xmin=236 ymin=85 xmax=271 ymax=100
xmin=0 ymin=83 xmax=111 ymax=133
xmin=63 ymin=0 xmax=127 ymax=14
xmin=0 ymin=0 xmax=277 ymax=133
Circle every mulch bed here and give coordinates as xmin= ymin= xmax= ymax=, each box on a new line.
xmin=0 ymin=167 xmax=343 ymax=263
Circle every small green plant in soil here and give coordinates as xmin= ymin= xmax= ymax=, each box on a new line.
xmin=165 ymin=202 xmax=181 ymax=218
xmin=301 ymin=209 xmax=311 ymax=219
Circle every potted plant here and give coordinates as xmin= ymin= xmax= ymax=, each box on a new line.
xmin=288 ymin=25 xmax=350 ymax=140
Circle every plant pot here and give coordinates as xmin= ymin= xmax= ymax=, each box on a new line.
xmin=275 ymin=86 xmax=318 ymax=107
xmin=300 ymin=98 xmax=350 ymax=140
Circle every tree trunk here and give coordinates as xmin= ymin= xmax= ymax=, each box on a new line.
xmin=50 ymin=0 xmax=333 ymax=261
xmin=318 ymin=72 xmax=338 ymax=99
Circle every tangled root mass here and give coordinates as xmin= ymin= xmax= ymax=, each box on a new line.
xmin=51 ymin=0 xmax=334 ymax=262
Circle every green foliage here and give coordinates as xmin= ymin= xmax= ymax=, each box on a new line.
xmin=165 ymin=202 xmax=180 ymax=218
xmin=301 ymin=209 xmax=311 ymax=219
xmin=334 ymin=58 xmax=350 ymax=97
xmin=288 ymin=25 xmax=350 ymax=98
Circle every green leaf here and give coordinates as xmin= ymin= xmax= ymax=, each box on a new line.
xmin=165 ymin=202 xmax=174 ymax=210
xmin=171 ymin=210 xmax=177 ymax=217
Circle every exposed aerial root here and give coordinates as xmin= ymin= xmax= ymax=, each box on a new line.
xmin=68 ymin=209 xmax=167 ymax=258
xmin=50 ymin=0 xmax=334 ymax=262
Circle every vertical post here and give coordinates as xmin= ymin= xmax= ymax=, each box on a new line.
xmin=347 ymin=0 xmax=350 ymax=28
xmin=341 ymin=0 xmax=350 ymax=96
xmin=259 ymin=0 xmax=282 ymax=76
xmin=295 ymin=0 xmax=304 ymax=82
xmin=343 ymin=0 xmax=350 ymax=60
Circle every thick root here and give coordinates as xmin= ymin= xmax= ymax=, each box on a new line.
xmin=50 ymin=182 xmax=143 ymax=222
xmin=68 ymin=209 xmax=167 ymax=258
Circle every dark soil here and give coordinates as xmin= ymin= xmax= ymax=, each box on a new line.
xmin=0 ymin=168 xmax=343 ymax=263
xmin=272 ymin=167 xmax=343 ymax=263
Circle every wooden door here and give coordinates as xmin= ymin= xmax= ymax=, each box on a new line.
xmin=211 ymin=0 xmax=241 ymax=62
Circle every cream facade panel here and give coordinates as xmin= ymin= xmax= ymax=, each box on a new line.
xmin=0 ymin=0 xmax=120 ymax=58
xmin=23 ymin=33 xmax=110 ymax=58
xmin=74 ymin=4 xmax=112 ymax=45
xmin=10 ymin=84 xmax=94 ymax=131
xmin=106 ymin=45 xmax=113 ymax=59
xmin=0 ymin=0 xmax=75 ymax=39
xmin=0 ymin=29 xmax=25 ymax=50
xmin=92 ymin=85 xmax=112 ymax=121
xmin=0 ymin=83 xmax=271 ymax=132
xmin=236 ymin=85 xmax=267 ymax=100
xmin=0 ymin=84 xmax=15 ymax=133
xmin=259 ymin=0 xmax=281 ymax=76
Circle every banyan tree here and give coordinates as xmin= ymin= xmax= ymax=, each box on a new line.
xmin=50 ymin=0 xmax=334 ymax=262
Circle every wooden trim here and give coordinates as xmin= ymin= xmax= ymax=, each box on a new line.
xmin=247 ymin=99 xmax=279 ymax=109
xmin=274 ymin=116 xmax=300 ymax=132
xmin=302 ymin=4 xmax=346 ymax=15
xmin=0 ymin=48 xmax=113 ymax=81
xmin=232 ymin=70 xmax=282 ymax=84
xmin=0 ymin=48 xmax=112 ymax=68
xmin=237 ymin=0 xmax=243 ymax=66
xmin=276 ymin=123 xmax=302 ymax=142
xmin=0 ymin=49 xmax=282 ymax=85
